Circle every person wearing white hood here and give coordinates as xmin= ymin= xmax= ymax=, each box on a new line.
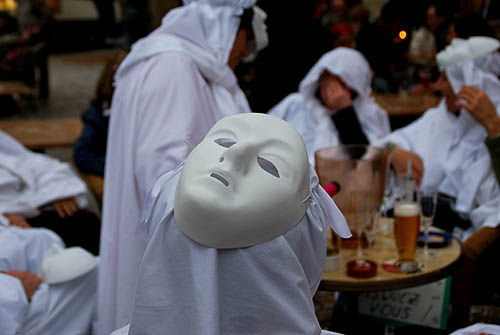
xmin=269 ymin=47 xmax=391 ymax=165
xmin=97 ymin=1 xmax=269 ymax=334
xmin=110 ymin=113 xmax=350 ymax=335
xmin=373 ymin=36 xmax=500 ymax=329
xmin=0 ymin=130 xmax=100 ymax=255
xmin=0 ymin=225 xmax=98 ymax=335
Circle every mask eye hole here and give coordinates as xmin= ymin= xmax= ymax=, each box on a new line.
xmin=215 ymin=138 xmax=237 ymax=148
xmin=257 ymin=157 xmax=280 ymax=178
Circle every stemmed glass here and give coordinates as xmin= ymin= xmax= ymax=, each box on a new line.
xmin=352 ymin=192 xmax=367 ymax=258
xmin=420 ymin=189 xmax=437 ymax=257
xmin=363 ymin=194 xmax=380 ymax=260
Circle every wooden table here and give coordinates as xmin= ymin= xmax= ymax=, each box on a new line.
xmin=0 ymin=118 xmax=83 ymax=150
xmin=320 ymin=220 xmax=463 ymax=292
xmin=374 ymin=94 xmax=441 ymax=117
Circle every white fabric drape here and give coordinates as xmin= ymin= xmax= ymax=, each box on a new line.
xmin=123 ymin=165 xmax=348 ymax=335
xmin=97 ymin=3 xmax=251 ymax=334
xmin=0 ymin=227 xmax=96 ymax=335
xmin=0 ymin=130 xmax=88 ymax=226
xmin=269 ymin=47 xmax=391 ymax=165
xmin=374 ymin=58 xmax=500 ymax=240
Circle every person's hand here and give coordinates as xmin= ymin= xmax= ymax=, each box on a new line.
xmin=457 ymin=86 xmax=500 ymax=138
xmin=51 ymin=197 xmax=79 ymax=218
xmin=320 ymin=75 xmax=352 ymax=111
xmin=5 ymin=270 xmax=42 ymax=301
xmin=4 ymin=213 xmax=30 ymax=228
xmin=390 ymin=148 xmax=424 ymax=187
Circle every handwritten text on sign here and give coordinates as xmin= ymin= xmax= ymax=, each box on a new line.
xmin=358 ymin=278 xmax=451 ymax=329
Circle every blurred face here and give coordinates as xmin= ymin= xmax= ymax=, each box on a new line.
xmin=426 ymin=6 xmax=444 ymax=32
xmin=228 ymin=29 xmax=252 ymax=70
xmin=433 ymin=71 xmax=460 ymax=113
xmin=447 ymin=23 xmax=457 ymax=45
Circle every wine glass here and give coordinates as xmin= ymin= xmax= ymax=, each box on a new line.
xmin=363 ymin=194 xmax=380 ymax=260
xmin=419 ymin=189 xmax=437 ymax=257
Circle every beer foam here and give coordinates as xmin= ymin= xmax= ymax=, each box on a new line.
xmin=394 ymin=202 xmax=420 ymax=217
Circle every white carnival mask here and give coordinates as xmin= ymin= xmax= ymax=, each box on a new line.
xmin=174 ymin=113 xmax=310 ymax=248
xmin=437 ymin=36 xmax=500 ymax=69
xmin=41 ymin=243 xmax=97 ymax=284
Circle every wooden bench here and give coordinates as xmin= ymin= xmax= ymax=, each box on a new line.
xmin=0 ymin=118 xmax=83 ymax=150
xmin=0 ymin=81 xmax=33 ymax=97
xmin=374 ymin=93 xmax=441 ymax=116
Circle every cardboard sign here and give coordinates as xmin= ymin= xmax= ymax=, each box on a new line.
xmin=358 ymin=277 xmax=451 ymax=329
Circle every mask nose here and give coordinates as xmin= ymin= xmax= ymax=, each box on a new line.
xmin=219 ymin=142 xmax=254 ymax=174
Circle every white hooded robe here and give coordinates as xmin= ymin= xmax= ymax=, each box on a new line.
xmin=97 ymin=2 xmax=253 ymax=334
xmin=269 ymin=47 xmax=391 ymax=165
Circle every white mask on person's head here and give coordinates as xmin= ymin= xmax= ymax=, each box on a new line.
xmin=437 ymin=36 xmax=500 ymax=69
xmin=252 ymin=6 xmax=268 ymax=52
xmin=174 ymin=113 xmax=310 ymax=249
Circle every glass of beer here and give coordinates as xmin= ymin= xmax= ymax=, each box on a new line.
xmin=393 ymin=192 xmax=421 ymax=273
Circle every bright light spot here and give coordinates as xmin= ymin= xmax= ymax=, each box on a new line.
xmin=399 ymin=31 xmax=407 ymax=40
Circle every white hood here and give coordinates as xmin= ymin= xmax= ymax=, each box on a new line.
xmin=269 ymin=47 xmax=390 ymax=165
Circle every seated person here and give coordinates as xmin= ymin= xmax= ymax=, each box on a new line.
xmin=74 ymin=50 xmax=128 ymax=178
xmin=269 ymin=47 xmax=391 ymax=165
xmin=0 ymin=130 xmax=100 ymax=254
xmin=0 ymin=224 xmax=98 ymax=335
xmin=111 ymin=113 xmax=351 ymax=334
xmin=375 ymin=36 xmax=500 ymax=328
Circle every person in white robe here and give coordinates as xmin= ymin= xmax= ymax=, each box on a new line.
xmin=110 ymin=113 xmax=350 ymax=335
xmin=97 ymin=1 xmax=269 ymax=334
xmin=0 ymin=130 xmax=100 ymax=254
xmin=373 ymin=36 xmax=500 ymax=328
xmin=0 ymin=225 xmax=98 ymax=335
xmin=269 ymin=47 xmax=391 ymax=165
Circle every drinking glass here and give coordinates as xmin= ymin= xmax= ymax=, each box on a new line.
xmin=420 ymin=189 xmax=437 ymax=257
xmin=363 ymin=194 xmax=380 ymax=260
xmin=352 ymin=192 xmax=367 ymax=258
xmin=393 ymin=187 xmax=421 ymax=273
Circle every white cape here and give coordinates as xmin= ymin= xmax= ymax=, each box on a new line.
xmin=123 ymin=164 xmax=349 ymax=335
xmin=97 ymin=2 xmax=252 ymax=334
xmin=269 ymin=47 xmax=390 ymax=165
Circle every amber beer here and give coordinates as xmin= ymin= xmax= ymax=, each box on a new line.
xmin=394 ymin=202 xmax=420 ymax=261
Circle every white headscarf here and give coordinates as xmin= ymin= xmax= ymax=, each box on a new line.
xmin=437 ymin=57 xmax=500 ymax=214
xmin=127 ymin=164 xmax=349 ymax=335
xmin=115 ymin=1 xmax=252 ymax=115
xmin=269 ymin=47 xmax=390 ymax=164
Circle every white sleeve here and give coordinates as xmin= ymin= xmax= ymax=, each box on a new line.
xmin=0 ymin=273 xmax=28 ymax=335
xmin=28 ymin=153 xmax=88 ymax=209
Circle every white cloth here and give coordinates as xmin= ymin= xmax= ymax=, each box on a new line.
xmin=97 ymin=3 xmax=250 ymax=334
xmin=125 ymin=164 xmax=348 ymax=335
xmin=269 ymin=47 xmax=390 ymax=165
xmin=0 ymin=226 xmax=63 ymax=275
xmin=112 ymin=325 xmax=345 ymax=335
xmin=0 ymin=227 xmax=97 ymax=335
xmin=0 ymin=130 xmax=88 ymax=225
xmin=374 ymin=59 xmax=500 ymax=240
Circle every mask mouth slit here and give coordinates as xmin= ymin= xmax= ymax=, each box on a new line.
xmin=210 ymin=172 xmax=229 ymax=187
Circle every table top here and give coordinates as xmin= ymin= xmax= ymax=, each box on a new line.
xmin=320 ymin=219 xmax=463 ymax=292
xmin=374 ymin=93 xmax=441 ymax=116
xmin=0 ymin=118 xmax=83 ymax=150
